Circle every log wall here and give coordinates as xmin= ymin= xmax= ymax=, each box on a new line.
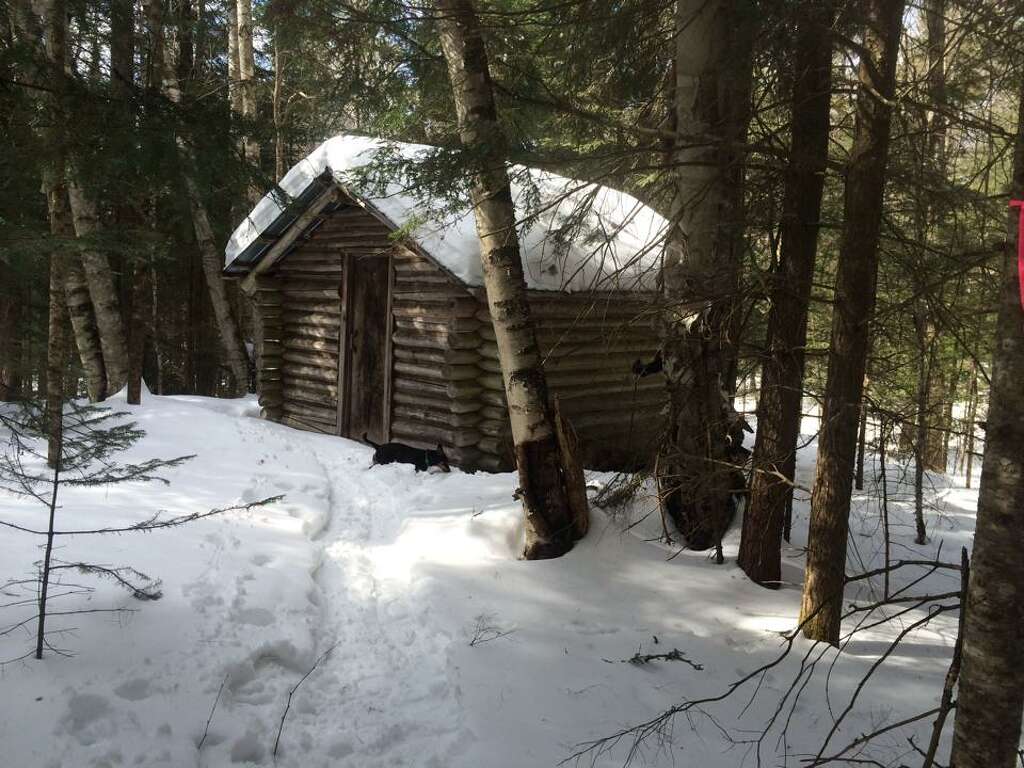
xmin=271 ymin=210 xmax=347 ymax=435
xmin=474 ymin=293 xmax=664 ymax=471
xmin=389 ymin=244 xmax=483 ymax=467
xmin=250 ymin=191 xmax=665 ymax=472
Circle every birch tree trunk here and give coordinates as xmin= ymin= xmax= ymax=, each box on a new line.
xmin=436 ymin=0 xmax=580 ymax=559
xmin=144 ymin=0 xmax=250 ymax=395
xmin=739 ymin=0 xmax=832 ymax=586
xmin=798 ymin=0 xmax=905 ymax=645
xmin=948 ymin=72 xmax=1024 ymax=768
xmin=67 ymin=185 xmax=130 ymax=395
xmin=11 ymin=0 xmax=106 ymax=401
xmin=659 ymin=0 xmax=755 ymax=552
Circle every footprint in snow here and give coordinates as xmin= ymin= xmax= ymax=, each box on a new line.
xmin=113 ymin=678 xmax=152 ymax=702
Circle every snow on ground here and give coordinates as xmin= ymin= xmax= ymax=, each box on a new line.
xmin=0 ymin=393 xmax=977 ymax=767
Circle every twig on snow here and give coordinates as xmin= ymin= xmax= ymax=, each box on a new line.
xmin=273 ymin=642 xmax=339 ymax=759
xmin=198 ymin=675 xmax=227 ymax=752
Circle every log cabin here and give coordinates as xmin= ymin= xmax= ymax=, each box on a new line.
xmin=223 ymin=135 xmax=669 ymax=472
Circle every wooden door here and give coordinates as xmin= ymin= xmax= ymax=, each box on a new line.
xmin=340 ymin=255 xmax=391 ymax=443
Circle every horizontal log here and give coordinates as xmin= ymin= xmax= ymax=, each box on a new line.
xmin=393 ymin=275 xmax=456 ymax=291
xmin=281 ymin=414 xmax=336 ymax=435
xmin=552 ymin=379 xmax=663 ymax=401
xmin=282 ymin=361 xmax=338 ymax=384
xmin=393 ymin=405 xmax=480 ymax=429
xmin=479 ymin=405 xmax=507 ymax=422
xmin=480 ymin=390 xmax=507 ymax=408
xmin=444 ymin=445 xmax=483 ymax=467
xmin=394 ymin=318 xmax=481 ymax=336
xmin=573 ymin=412 xmax=664 ymax=433
xmin=255 ymin=292 xmax=283 ymax=307
xmin=284 ymin=336 xmax=341 ymax=355
xmin=282 ymin=310 xmax=343 ymax=329
xmin=283 ymin=400 xmax=338 ymax=426
xmin=393 ymin=376 xmax=483 ymax=402
xmin=393 ymin=259 xmax=446 ymax=275
xmin=477 ymin=418 xmax=510 ymax=438
xmin=394 ymin=361 xmax=479 ymax=382
xmin=477 ymin=321 xmax=655 ymax=343
xmin=475 ymin=302 xmax=651 ymax=324
xmin=284 ymin=323 xmax=340 ymax=342
xmin=390 ymin=419 xmax=480 ymax=448
xmin=476 ymin=435 xmax=512 ymax=458
xmin=283 ymin=349 xmax=338 ymax=369
xmin=392 ymin=330 xmax=478 ymax=351
xmin=282 ymin=287 xmax=340 ymax=301
xmin=478 ymin=351 xmax=645 ymax=375
xmin=392 ymin=297 xmax=477 ymax=318
xmin=393 ymin=347 xmax=478 ymax=366
xmin=277 ymin=260 xmax=345 ymax=275
xmin=283 ymin=380 xmax=339 ymax=403
xmin=391 ymin=288 xmax=473 ymax=303
xmin=392 ymin=390 xmax=482 ymax=414
xmin=276 ymin=277 xmax=341 ymax=291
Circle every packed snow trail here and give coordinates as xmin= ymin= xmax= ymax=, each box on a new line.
xmin=0 ymin=393 xmax=982 ymax=767
xmin=264 ymin=433 xmax=471 ymax=766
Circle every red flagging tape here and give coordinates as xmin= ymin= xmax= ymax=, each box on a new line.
xmin=1013 ymin=201 xmax=1024 ymax=310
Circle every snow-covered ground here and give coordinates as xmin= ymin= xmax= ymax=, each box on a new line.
xmin=0 ymin=393 xmax=977 ymax=767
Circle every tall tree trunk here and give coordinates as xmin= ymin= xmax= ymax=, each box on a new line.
xmin=45 ymin=210 xmax=68 ymax=468
xmin=126 ymin=259 xmax=152 ymax=404
xmin=109 ymin=0 xmax=133 ymax=92
xmin=913 ymin=310 xmax=935 ymax=544
xmin=0 ymin=259 xmax=22 ymax=401
xmin=798 ymin=0 xmax=905 ymax=645
xmin=436 ymin=0 xmax=581 ymax=559
xmin=738 ymin=0 xmax=832 ymax=585
xmin=144 ymin=0 xmax=250 ymax=395
xmin=660 ymin=0 xmax=755 ymax=553
xmin=227 ymin=0 xmax=241 ymax=113
xmin=962 ymin=361 xmax=978 ymax=487
xmin=37 ymin=0 xmax=68 ymax=465
xmin=924 ymin=364 xmax=949 ymax=471
xmin=916 ymin=0 xmax=949 ymax=474
xmin=273 ymin=31 xmax=285 ymax=181
xmin=235 ymin=0 xmax=260 ymax=204
xmin=67 ymin=186 xmax=130 ymax=395
xmin=62 ymin=253 xmax=106 ymax=401
xmin=948 ymin=73 xmax=1024 ymax=768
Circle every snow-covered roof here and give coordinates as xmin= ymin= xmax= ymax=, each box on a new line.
xmin=224 ymin=136 xmax=667 ymax=293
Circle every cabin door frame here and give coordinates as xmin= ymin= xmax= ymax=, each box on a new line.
xmin=335 ymin=252 xmax=394 ymax=442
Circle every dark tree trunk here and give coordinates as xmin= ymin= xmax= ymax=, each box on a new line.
xmin=127 ymin=259 xmax=152 ymax=404
xmin=0 ymin=260 xmax=22 ymax=401
xmin=738 ymin=0 xmax=832 ymax=585
xmin=949 ymin=73 xmax=1024 ymax=768
xmin=660 ymin=0 xmax=755 ymax=554
xmin=799 ymin=0 xmax=905 ymax=644
xmin=436 ymin=0 xmax=583 ymax=559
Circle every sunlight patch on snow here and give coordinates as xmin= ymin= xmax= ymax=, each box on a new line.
xmin=738 ymin=614 xmax=799 ymax=634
